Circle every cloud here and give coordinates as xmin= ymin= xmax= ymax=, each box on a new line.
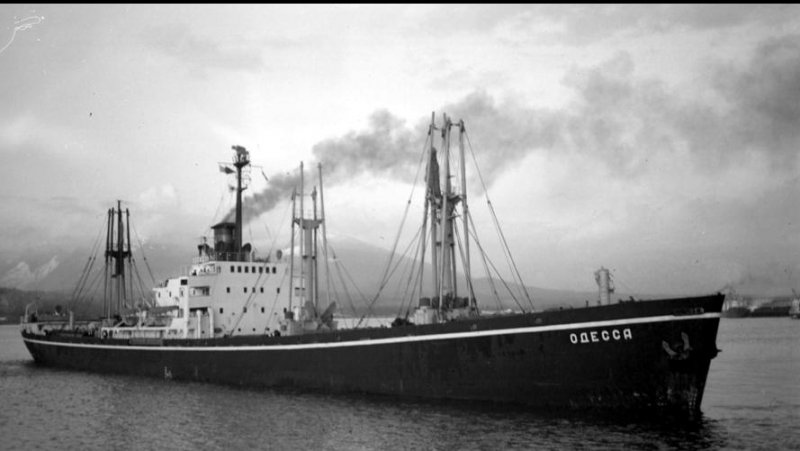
xmin=234 ymin=33 xmax=799 ymax=245
xmin=144 ymin=23 xmax=267 ymax=74
xmin=136 ymin=184 xmax=178 ymax=211
xmin=0 ymin=195 xmax=104 ymax=261
xmin=0 ymin=113 xmax=36 ymax=147
xmin=711 ymin=34 xmax=800 ymax=168
xmin=489 ymin=5 xmax=800 ymax=47
xmin=559 ymin=37 xmax=800 ymax=175
xmin=629 ymin=4 xmax=797 ymax=33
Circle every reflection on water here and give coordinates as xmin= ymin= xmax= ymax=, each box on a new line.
xmin=1 ymin=318 xmax=798 ymax=450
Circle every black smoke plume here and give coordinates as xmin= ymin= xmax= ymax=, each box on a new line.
xmin=232 ymin=34 xmax=800 ymax=223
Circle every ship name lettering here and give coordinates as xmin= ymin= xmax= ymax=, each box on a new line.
xmin=569 ymin=328 xmax=632 ymax=344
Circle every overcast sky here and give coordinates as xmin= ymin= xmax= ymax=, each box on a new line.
xmin=0 ymin=4 xmax=798 ymax=296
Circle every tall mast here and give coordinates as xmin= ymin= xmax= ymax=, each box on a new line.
xmin=289 ymin=188 xmax=297 ymax=311
xmin=418 ymin=148 xmax=431 ymax=308
xmin=231 ymin=145 xmax=250 ymax=260
xmin=311 ymin=185 xmax=318 ymax=310
xmin=126 ymin=207 xmax=133 ymax=308
xmin=299 ymin=162 xmax=305 ymax=303
xmin=438 ymin=115 xmax=455 ymax=308
xmin=116 ymin=200 xmax=124 ymax=312
xmin=427 ymin=114 xmax=440 ymax=299
xmin=319 ymin=163 xmax=332 ymax=310
xmin=458 ymin=120 xmax=475 ymax=307
xmin=104 ymin=208 xmax=112 ymax=319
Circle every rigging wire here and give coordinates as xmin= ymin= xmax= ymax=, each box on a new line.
xmin=466 ymin=210 xmax=524 ymax=312
xmin=329 ymin=247 xmax=361 ymax=320
xmin=72 ymin=264 xmax=106 ymax=317
xmin=359 ymin=133 xmax=430 ymax=324
xmin=129 ymin=258 xmax=151 ymax=307
xmin=608 ymin=267 xmax=640 ymax=300
xmin=397 ymin=223 xmax=428 ymax=319
xmin=451 ymin=220 xmax=478 ymax=311
xmin=69 ymin=218 xmax=106 ymax=308
xmin=325 ymin=242 xmax=371 ymax=324
xmin=130 ymin=222 xmax=157 ymax=288
xmin=264 ymin=199 xmax=291 ymax=257
xmin=387 ymin=224 xmax=424 ymax=319
xmin=263 ymin=269 xmax=289 ymax=335
xmin=464 ymin=131 xmax=535 ymax=310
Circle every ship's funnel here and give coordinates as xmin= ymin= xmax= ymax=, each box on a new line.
xmin=211 ymin=222 xmax=235 ymax=254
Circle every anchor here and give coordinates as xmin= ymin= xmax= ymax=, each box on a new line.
xmin=662 ymin=332 xmax=692 ymax=360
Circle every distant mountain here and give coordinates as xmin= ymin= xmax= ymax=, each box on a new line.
xmin=1 ymin=231 xmax=720 ymax=319
xmin=0 ymin=257 xmax=60 ymax=289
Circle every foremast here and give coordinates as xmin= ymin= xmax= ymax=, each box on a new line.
xmin=418 ymin=114 xmax=477 ymax=323
xmin=231 ymin=145 xmax=250 ymax=260
xmin=211 ymin=145 xmax=252 ymax=262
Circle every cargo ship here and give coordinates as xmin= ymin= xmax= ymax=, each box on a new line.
xmin=21 ymin=114 xmax=724 ymax=415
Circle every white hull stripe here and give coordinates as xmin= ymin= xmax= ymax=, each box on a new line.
xmin=23 ymin=312 xmax=720 ymax=352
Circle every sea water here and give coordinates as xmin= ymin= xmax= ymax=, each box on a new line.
xmin=0 ymin=318 xmax=798 ymax=450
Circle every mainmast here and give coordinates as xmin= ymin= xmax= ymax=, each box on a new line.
xmin=457 ymin=120 xmax=475 ymax=308
xmin=427 ymin=115 xmax=441 ymax=299
xmin=438 ymin=114 xmax=456 ymax=304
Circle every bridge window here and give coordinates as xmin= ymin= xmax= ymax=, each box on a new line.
xmin=260 ymin=287 xmax=264 ymax=293
xmin=261 ymin=307 xmax=265 ymax=313
xmin=243 ymin=307 xmax=247 ymax=313
xmin=237 ymin=266 xmax=242 ymax=273
xmin=272 ymin=267 xmax=277 ymax=274
xmin=219 ymin=308 xmax=223 ymax=314
xmin=277 ymin=287 xmax=281 ymax=294
xmin=230 ymin=265 xmax=234 ymax=273
xmin=226 ymin=287 xmax=230 ymax=293
xmin=244 ymin=287 xmax=248 ymax=293
xmin=245 ymin=266 xmax=249 ymax=273
xmin=259 ymin=267 xmax=263 ymax=274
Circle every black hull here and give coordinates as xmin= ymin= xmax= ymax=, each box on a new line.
xmin=22 ymin=294 xmax=723 ymax=414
